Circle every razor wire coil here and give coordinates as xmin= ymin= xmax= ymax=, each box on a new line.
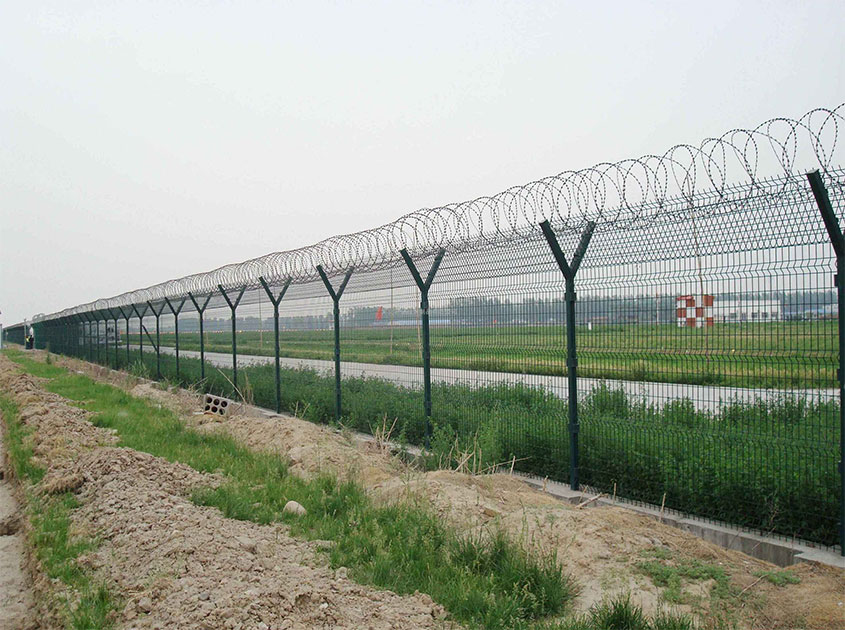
xmin=33 ymin=104 xmax=845 ymax=321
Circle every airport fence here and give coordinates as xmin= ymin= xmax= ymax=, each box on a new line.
xmin=6 ymin=105 xmax=845 ymax=552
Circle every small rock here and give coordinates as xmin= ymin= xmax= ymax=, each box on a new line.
xmin=198 ymin=592 xmax=210 ymax=601
xmin=137 ymin=597 xmax=153 ymax=613
xmin=283 ymin=500 xmax=307 ymax=516
xmin=334 ymin=567 xmax=348 ymax=580
xmin=236 ymin=536 xmax=257 ymax=553
xmin=0 ymin=515 xmax=20 ymax=536
xmin=219 ymin=608 xmax=235 ymax=620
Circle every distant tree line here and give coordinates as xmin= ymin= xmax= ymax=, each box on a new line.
xmin=150 ymin=290 xmax=836 ymax=332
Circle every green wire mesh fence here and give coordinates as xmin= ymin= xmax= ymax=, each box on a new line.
xmin=5 ymin=105 xmax=845 ymax=553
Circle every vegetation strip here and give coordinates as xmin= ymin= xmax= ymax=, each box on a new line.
xmin=5 ymin=348 xmax=698 ymax=630
xmin=101 ymin=346 xmax=841 ymax=546
xmin=0 ymin=392 xmax=118 ymax=629
xmin=127 ymin=320 xmax=837 ymax=388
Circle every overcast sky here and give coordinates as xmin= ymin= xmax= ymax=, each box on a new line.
xmin=1 ymin=1 xmax=843 ymax=325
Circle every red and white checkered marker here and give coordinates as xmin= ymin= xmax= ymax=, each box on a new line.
xmin=676 ymin=295 xmax=714 ymax=328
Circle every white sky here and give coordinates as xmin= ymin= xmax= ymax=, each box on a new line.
xmin=1 ymin=0 xmax=843 ymax=325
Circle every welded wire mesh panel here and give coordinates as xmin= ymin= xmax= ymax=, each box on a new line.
xmin=4 ymin=324 xmax=25 ymax=346
xmin=574 ymin=173 xmax=841 ymax=546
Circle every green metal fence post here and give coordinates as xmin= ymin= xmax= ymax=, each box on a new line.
xmin=97 ymin=311 xmax=109 ymax=365
xmin=78 ymin=315 xmax=85 ymax=360
xmin=102 ymin=312 xmax=109 ymax=366
xmin=540 ymin=219 xmax=596 ymax=491
xmin=112 ymin=312 xmax=120 ymax=369
xmin=85 ymin=313 xmax=93 ymax=362
xmin=218 ymin=285 xmax=247 ymax=397
xmin=119 ymin=307 xmax=132 ymax=367
xmin=84 ymin=314 xmax=91 ymax=361
xmin=97 ymin=315 xmax=103 ymax=364
xmin=259 ymin=276 xmax=291 ymax=414
xmin=807 ymin=170 xmax=845 ymax=557
xmin=147 ymin=301 xmax=163 ymax=380
xmin=188 ymin=293 xmax=212 ymax=380
xmin=102 ymin=314 xmax=109 ymax=364
xmin=164 ymin=297 xmax=186 ymax=379
xmin=70 ymin=315 xmax=79 ymax=358
xmin=400 ymin=248 xmax=446 ymax=449
xmin=131 ymin=304 xmax=147 ymax=362
xmin=316 ymin=266 xmax=354 ymax=424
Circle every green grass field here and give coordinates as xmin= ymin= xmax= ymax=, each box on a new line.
xmin=128 ymin=321 xmax=837 ymax=388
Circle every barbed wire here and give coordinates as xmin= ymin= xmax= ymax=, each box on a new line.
xmin=33 ymin=103 xmax=845 ymax=322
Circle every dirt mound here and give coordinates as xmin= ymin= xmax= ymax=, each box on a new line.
xmin=192 ymin=411 xmax=404 ymax=487
xmin=71 ymin=448 xmax=446 ymax=629
xmin=73 ymin=447 xmax=220 ymax=498
xmin=373 ymin=469 xmax=560 ymax=526
xmin=0 ymin=364 xmax=116 ymax=476
xmin=129 ymin=382 xmax=201 ymax=415
xmin=40 ymin=351 xmax=402 ymax=488
xmin=373 ymin=469 xmax=845 ymax=627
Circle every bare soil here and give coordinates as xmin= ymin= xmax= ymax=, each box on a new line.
xmin=13 ymin=350 xmax=845 ymax=629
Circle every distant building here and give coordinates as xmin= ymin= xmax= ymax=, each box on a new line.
xmin=676 ymin=295 xmax=714 ymax=328
xmin=713 ymin=299 xmax=781 ymax=323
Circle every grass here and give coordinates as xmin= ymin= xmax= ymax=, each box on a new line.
xmin=0 ymin=391 xmax=118 ymax=629
xmin=126 ymin=320 xmax=837 ymax=388
xmin=3 ymin=347 xmax=704 ymax=630
xmin=34 ymin=343 xmax=840 ymax=547
xmin=557 ymin=597 xmax=698 ymax=630
xmin=637 ymin=548 xmax=734 ymax=607
xmin=636 ymin=547 xmax=743 ymax=627
xmin=752 ymin=569 xmax=801 ymax=587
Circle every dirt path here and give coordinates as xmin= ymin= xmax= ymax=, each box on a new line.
xmin=0 ymin=429 xmax=34 ymax=630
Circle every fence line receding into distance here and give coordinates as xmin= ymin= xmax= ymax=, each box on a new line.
xmin=6 ymin=104 xmax=845 ymax=555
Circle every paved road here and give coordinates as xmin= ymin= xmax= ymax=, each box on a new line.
xmin=132 ymin=345 xmax=837 ymax=412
